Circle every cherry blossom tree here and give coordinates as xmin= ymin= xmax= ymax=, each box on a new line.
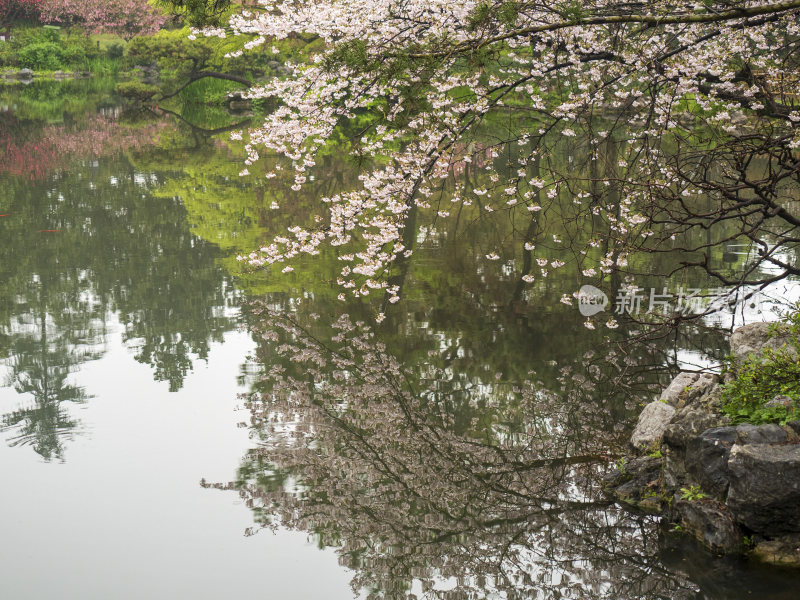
xmin=174 ymin=1 xmax=800 ymax=326
xmin=39 ymin=0 xmax=166 ymax=39
xmin=0 ymin=0 xmax=42 ymax=31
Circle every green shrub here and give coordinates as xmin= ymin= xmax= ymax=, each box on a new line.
xmin=0 ymin=42 xmax=15 ymax=67
xmin=62 ymin=44 xmax=87 ymax=66
xmin=107 ymin=43 xmax=125 ymax=59
xmin=17 ymin=42 xmax=65 ymax=70
xmin=721 ymin=311 xmax=800 ymax=425
xmin=63 ymin=35 xmax=97 ymax=63
xmin=10 ymin=27 xmax=60 ymax=50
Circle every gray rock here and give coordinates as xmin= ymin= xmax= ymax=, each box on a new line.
xmin=603 ymin=456 xmax=662 ymax=510
xmin=685 ymin=426 xmax=738 ymax=499
xmin=229 ymin=99 xmax=252 ymax=111
xmin=735 ymin=423 xmax=788 ymax=445
xmin=663 ymin=407 xmax=729 ymax=490
xmin=52 ymin=70 xmax=68 ymax=79
xmin=730 ymin=322 xmax=795 ymax=364
xmin=680 ymin=373 xmax=720 ymax=409
xmin=16 ymin=68 xmax=33 ymax=80
xmin=727 ymin=443 xmax=800 ymax=536
xmin=660 ymin=372 xmax=699 ymax=406
xmin=765 ymin=394 xmax=795 ymax=410
xmin=630 ymin=401 xmax=675 ymax=450
xmin=676 ymin=498 xmax=742 ymax=553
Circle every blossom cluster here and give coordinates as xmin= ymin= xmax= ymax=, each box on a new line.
xmin=198 ymin=1 xmax=800 ymax=309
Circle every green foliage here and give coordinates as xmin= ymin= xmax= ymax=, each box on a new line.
xmin=62 ymin=43 xmax=86 ymax=65
xmin=106 ymin=43 xmax=125 ymax=59
xmin=721 ymin=311 xmax=800 ymax=425
xmin=556 ymin=1 xmax=587 ymax=23
xmin=680 ymin=485 xmax=707 ymax=501
xmin=467 ymin=3 xmax=492 ymax=32
xmin=156 ymin=0 xmax=233 ymax=27
xmin=9 ymin=26 xmax=61 ymax=49
xmin=116 ymin=80 xmax=160 ymax=101
xmin=84 ymin=56 xmax=120 ymax=77
xmin=126 ymin=28 xmax=213 ymax=75
xmin=497 ymin=2 xmax=521 ymax=27
xmin=125 ymin=27 xmax=266 ymax=90
xmin=324 ymin=39 xmax=371 ymax=71
xmin=17 ymin=42 xmax=65 ymax=70
xmin=178 ymin=75 xmax=237 ymax=104
xmin=0 ymin=26 xmax=109 ymax=71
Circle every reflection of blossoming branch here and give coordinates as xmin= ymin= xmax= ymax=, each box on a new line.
xmin=203 ymin=302 xmax=697 ymax=599
xmin=0 ymin=117 xmax=166 ymax=180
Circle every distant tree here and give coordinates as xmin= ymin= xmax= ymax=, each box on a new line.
xmin=39 ymin=0 xmax=166 ymax=39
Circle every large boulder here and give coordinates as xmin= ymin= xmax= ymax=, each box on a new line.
xmin=682 ymin=424 xmax=792 ymax=500
xmin=729 ymin=321 xmax=796 ymax=364
xmin=727 ymin=443 xmax=800 ymax=536
xmin=734 ymin=423 xmax=789 ymax=445
xmin=662 ymin=407 xmax=729 ymax=490
xmin=685 ymin=426 xmax=738 ymax=499
xmin=659 ymin=372 xmax=699 ymax=406
xmin=675 ymin=498 xmax=742 ymax=553
xmin=679 ymin=373 xmax=720 ymax=409
xmin=630 ymin=400 xmax=675 ymax=450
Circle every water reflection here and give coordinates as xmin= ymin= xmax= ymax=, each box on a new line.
xmin=202 ymin=299 xmax=800 ymax=599
xmin=207 ymin=304 xmax=685 ymax=598
xmin=1 ymin=80 xmax=797 ymax=596
xmin=0 ymin=128 xmax=240 ymax=457
xmin=1 ymin=311 xmax=98 ymax=460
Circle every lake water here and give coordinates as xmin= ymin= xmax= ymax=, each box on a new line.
xmin=1 ymin=80 xmax=799 ymax=599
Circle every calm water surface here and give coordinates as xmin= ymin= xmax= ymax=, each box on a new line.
xmin=1 ymin=81 xmax=799 ymax=599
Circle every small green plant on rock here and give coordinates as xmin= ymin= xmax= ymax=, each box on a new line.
xmin=680 ymin=484 xmax=707 ymax=501
xmin=721 ymin=309 xmax=800 ymax=425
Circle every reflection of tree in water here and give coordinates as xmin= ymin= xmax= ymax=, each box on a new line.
xmin=1 ymin=311 xmax=100 ymax=461
xmin=204 ymin=303 xmax=702 ymax=599
xmin=0 ymin=147 xmax=236 ymax=456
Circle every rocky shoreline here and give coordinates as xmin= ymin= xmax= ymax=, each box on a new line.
xmin=604 ymin=322 xmax=800 ymax=566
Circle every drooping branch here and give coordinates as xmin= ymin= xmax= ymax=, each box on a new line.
xmin=158 ymin=70 xmax=252 ymax=101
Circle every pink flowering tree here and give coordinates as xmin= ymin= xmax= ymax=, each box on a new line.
xmin=40 ymin=0 xmax=166 ymax=39
xmin=0 ymin=0 xmax=42 ymax=31
xmin=185 ymin=1 xmax=800 ymax=326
